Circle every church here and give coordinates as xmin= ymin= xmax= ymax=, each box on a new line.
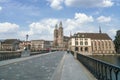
xmin=53 ymin=22 xmax=69 ymax=50
xmin=53 ymin=22 xmax=116 ymax=55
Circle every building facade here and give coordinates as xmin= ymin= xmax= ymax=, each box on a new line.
xmin=31 ymin=40 xmax=53 ymax=51
xmin=69 ymin=33 xmax=116 ymax=55
xmin=1 ymin=39 xmax=20 ymax=51
xmin=19 ymin=41 xmax=31 ymax=50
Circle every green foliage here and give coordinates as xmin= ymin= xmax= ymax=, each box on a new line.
xmin=114 ymin=30 xmax=120 ymax=53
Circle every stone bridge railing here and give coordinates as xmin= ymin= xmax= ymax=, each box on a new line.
xmin=0 ymin=51 xmax=21 ymax=61
xmin=0 ymin=50 xmax=56 ymax=61
xmin=77 ymin=53 xmax=120 ymax=80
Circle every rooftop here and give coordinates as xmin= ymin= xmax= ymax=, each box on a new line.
xmin=71 ymin=33 xmax=112 ymax=40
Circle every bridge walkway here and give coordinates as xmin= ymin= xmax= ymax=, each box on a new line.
xmin=52 ymin=52 xmax=97 ymax=80
xmin=0 ymin=51 xmax=97 ymax=80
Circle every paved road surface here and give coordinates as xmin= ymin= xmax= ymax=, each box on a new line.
xmin=0 ymin=51 xmax=65 ymax=80
xmin=61 ymin=53 xmax=97 ymax=80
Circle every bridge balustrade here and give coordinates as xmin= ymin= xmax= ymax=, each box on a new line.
xmin=77 ymin=53 xmax=120 ymax=80
xmin=0 ymin=50 xmax=55 ymax=61
xmin=0 ymin=53 xmax=21 ymax=61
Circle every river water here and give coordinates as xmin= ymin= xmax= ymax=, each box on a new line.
xmin=90 ymin=55 xmax=120 ymax=67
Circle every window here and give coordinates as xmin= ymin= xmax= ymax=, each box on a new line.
xmin=101 ymin=41 xmax=104 ymax=49
xmin=75 ymin=47 xmax=78 ymax=51
xmin=109 ymin=41 xmax=111 ymax=46
xmin=75 ymin=38 xmax=78 ymax=40
xmin=75 ymin=41 xmax=78 ymax=45
xmin=85 ymin=41 xmax=88 ymax=45
xmin=80 ymin=47 xmax=83 ymax=51
xmin=85 ymin=47 xmax=88 ymax=52
xmin=80 ymin=38 xmax=83 ymax=40
xmin=94 ymin=41 xmax=96 ymax=46
xmin=80 ymin=41 xmax=83 ymax=45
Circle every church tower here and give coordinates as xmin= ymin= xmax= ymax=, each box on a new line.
xmin=53 ymin=24 xmax=58 ymax=47
xmin=58 ymin=21 xmax=63 ymax=47
xmin=99 ymin=26 xmax=102 ymax=33
xmin=53 ymin=21 xmax=64 ymax=50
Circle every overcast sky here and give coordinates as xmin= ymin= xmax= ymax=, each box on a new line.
xmin=0 ymin=0 xmax=119 ymax=40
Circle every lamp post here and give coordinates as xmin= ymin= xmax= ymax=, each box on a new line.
xmin=74 ymin=33 xmax=77 ymax=58
xmin=26 ymin=34 xmax=28 ymax=41
xmin=26 ymin=34 xmax=29 ymax=50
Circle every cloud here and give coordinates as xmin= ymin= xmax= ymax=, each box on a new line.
xmin=0 ymin=22 xmax=19 ymax=33
xmin=0 ymin=6 xmax=2 ymax=11
xmin=74 ymin=13 xmax=93 ymax=23
xmin=108 ymin=29 xmax=117 ymax=35
xmin=102 ymin=0 xmax=114 ymax=7
xmin=97 ymin=16 xmax=111 ymax=23
xmin=65 ymin=0 xmax=114 ymax=8
xmin=47 ymin=0 xmax=114 ymax=10
xmin=0 ymin=13 xmax=116 ymax=40
xmin=108 ymin=29 xmax=117 ymax=39
xmin=19 ymin=13 xmax=94 ymax=40
xmin=19 ymin=18 xmax=59 ymax=40
xmin=64 ymin=13 xmax=94 ymax=31
xmin=47 ymin=0 xmax=63 ymax=10
xmin=0 ymin=22 xmax=20 ymax=39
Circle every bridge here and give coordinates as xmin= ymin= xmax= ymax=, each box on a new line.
xmin=0 ymin=51 xmax=120 ymax=80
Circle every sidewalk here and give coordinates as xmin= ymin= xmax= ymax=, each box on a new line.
xmin=51 ymin=52 xmax=97 ymax=80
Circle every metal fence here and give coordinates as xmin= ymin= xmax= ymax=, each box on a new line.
xmin=77 ymin=53 xmax=120 ymax=80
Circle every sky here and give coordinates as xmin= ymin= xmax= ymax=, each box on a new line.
xmin=0 ymin=0 xmax=120 ymax=40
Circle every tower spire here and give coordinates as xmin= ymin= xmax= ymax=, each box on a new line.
xmin=55 ymin=24 xmax=58 ymax=29
xmin=99 ymin=26 xmax=102 ymax=33
xmin=59 ymin=21 xmax=62 ymax=28
xmin=70 ymin=31 xmax=72 ymax=37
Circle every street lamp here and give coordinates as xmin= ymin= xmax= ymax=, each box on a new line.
xmin=74 ymin=33 xmax=77 ymax=58
xmin=26 ymin=34 xmax=29 ymax=50
xmin=26 ymin=34 xmax=29 ymax=42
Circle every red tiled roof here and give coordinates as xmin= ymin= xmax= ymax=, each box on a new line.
xmin=72 ymin=33 xmax=112 ymax=40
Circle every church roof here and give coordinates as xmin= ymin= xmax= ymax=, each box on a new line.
xmin=71 ymin=33 xmax=112 ymax=40
xmin=64 ymin=36 xmax=70 ymax=42
xmin=2 ymin=39 xmax=20 ymax=44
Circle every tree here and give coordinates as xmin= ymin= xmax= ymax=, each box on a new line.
xmin=114 ymin=30 xmax=120 ymax=53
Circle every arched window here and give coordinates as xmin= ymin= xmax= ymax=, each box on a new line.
xmin=102 ymin=41 xmax=104 ymax=50
xmin=75 ymin=47 xmax=78 ymax=51
xmin=105 ymin=41 xmax=108 ymax=49
xmin=109 ymin=41 xmax=111 ymax=46
xmin=98 ymin=41 xmax=101 ymax=50
xmin=94 ymin=41 xmax=96 ymax=46
xmin=80 ymin=47 xmax=83 ymax=51
xmin=80 ymin=41 xmax=83 ymax=45
xmin=94 ymin=41 xmax=97 ymax=50
xmin=85 ymin=47 xmax=88 ymax=52
xmin=85 ymin=41 xmax=88 ymax=45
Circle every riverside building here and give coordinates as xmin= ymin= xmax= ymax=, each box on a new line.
xmin=69 ymin=32 xmax=116 ymax=55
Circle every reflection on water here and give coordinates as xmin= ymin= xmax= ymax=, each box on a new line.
xmin=90 ymin=55 xmax=120 ymax=67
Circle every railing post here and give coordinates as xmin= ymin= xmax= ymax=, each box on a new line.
xmin=74 ymin=51 xmax=77 ymax=59
xmin=109 ymin=67 xmax=112 ymax=80
xmin=114 ymin=69 xmax=119 ymax=80
xmin=104 ymin=66 xmax=107 ymax=80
